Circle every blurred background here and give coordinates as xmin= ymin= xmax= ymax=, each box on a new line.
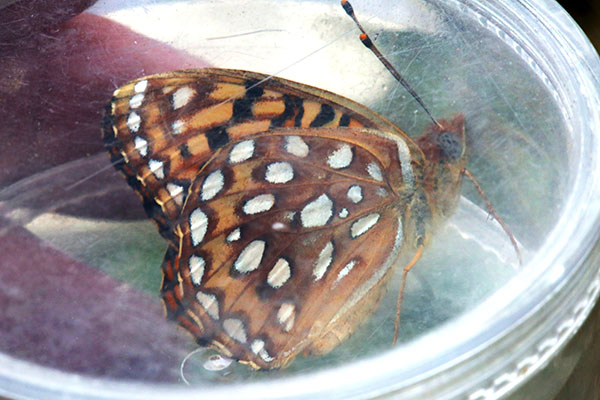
xmin=558 ymin=0 xmax=600 ymax=49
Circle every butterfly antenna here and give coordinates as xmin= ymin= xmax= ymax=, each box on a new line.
xmin=341 ymin=0 xmax=443 ymax=130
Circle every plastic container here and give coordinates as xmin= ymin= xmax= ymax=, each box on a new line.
xmin=0 ymin=0 xmax=599 ymax=398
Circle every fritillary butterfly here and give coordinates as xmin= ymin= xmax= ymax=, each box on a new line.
xmin=102 ymin=1 xmax=519 ymax=369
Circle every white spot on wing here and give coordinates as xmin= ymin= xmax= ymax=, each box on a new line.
xmin=301 ymin=194 xmax=333 ymax=228
xmin=229 ymin=140 xmax=255 ymax=163
xmin=339 ymin=208 xmax=349 ymax=218
xmin=127 ymin=112 xmax=141 ymax=132
xmin=226 ymin=227 xmax=241 ymax=242
xmin=347 ymin=185 xmax=363 ymax=203
xmin=285 ymin=136 xmax=309 ymax=157
xmin=313 ymin=241 xmax=334 ymax=280
xmin=277 ymin=303 xmax=295 ymax=332
xmin=148 ymin=159 xmax=164 ymax=179
xmin=166 ymin=182 xmax=184 ymax=206
xmin=129 ymin=93 xmax=144 ymax=109
xmin=223 ymin=318 xmax=247 ymax=343
xmin=189 ymin=255 xmax=205 ymax=285
xmin=268 ymin=258 xmax=291 ymax=288
xmin=234 ymin=240 xmax=265 ymax=273
xmin=350 ymin=213 xmax=380 ymax=238
xmin=243 ymin=194 xmax=275 ymax=215
xmin=336 ymin=259 xmax=357 ymax=282
xmin=265 ymin=162 xmax=294 ymax=184
xmin=367 ymin=162 xmax=383 ymax=181
xmin=396 ymin=217 xmax=404 ymax=248
xmin=396 ymin=139 xmax=415 ymax=187
xmin=196 ymin=292 xmax=219 ymax=320
xmin=250 ymin=339 xmax=274 ymax=363
xmin=327 ymin=143 xmax=353 ymax=169
xmin=134 ymin=79 xmax=148 ymax=93
xmin=172 ymin=119 xmax=185 ymax=135
xmin=134 ymin=136 xmax=147 ymax=157
xmin=250 ymin=339 xmax=264 ymax=354
xmin=201 ymin=169 xmax=224 ymax=201
xmin=190 ymin=208 xmax=208 ymax=246
xmin=272 ymin=222 xmax=286 ymax=230
xmin=172 ymin=86 xmax=195 ymax=110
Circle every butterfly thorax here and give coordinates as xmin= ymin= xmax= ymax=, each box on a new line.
xmin=409 ymin=113 xmax=467 ymax=246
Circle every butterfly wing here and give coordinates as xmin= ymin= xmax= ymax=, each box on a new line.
xmin=162 ymin=128 xmax=411 ymax=368
xmin=103 ymin=69 xmax=420 ymax=368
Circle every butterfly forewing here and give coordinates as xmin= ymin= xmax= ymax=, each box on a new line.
xmin=104 ymin=68 xmax=423 ymax=369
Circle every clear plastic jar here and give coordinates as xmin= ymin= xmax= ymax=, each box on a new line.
xmin=0 ymin=0 xmax=598 ymax=399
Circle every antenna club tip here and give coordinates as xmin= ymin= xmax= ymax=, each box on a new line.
xmin=359 ymin=33 xmax=372 ymax=48
xmin=341 ymin=0 xmax=354 ymax=16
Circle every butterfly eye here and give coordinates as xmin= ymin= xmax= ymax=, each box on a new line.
xmin=436 ymin=130 xmax=463 ymax=162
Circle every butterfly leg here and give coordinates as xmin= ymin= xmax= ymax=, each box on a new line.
xmin=393 ymin=244 xmax=424 ymax=345
xmin=462 ymin=168 xmax=522 ymax=265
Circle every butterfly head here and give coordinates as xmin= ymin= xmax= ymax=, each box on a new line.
xmin=416 ymin=113 xmax=467 ymax=168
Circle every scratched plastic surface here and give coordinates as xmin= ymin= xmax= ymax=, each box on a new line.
xmin=0 ymin=0 xmax=598 ymax=399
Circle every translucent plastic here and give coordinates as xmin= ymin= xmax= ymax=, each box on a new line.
xmin=0 ymin=0 xmax=598 ymax=399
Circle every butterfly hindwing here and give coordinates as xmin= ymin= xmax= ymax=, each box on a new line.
xmin=160 ymin=129 xmax=409 ymax=368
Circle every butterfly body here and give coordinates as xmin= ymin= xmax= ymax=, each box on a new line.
xmin=103 ymin=68 xmax=466 ymax=369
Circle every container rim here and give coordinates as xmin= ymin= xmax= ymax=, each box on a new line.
xmin=1 ymin=0 xmax=600 ymax=399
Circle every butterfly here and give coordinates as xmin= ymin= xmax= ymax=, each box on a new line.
xmin=102 ymin=0 xmax=519 ymax=370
